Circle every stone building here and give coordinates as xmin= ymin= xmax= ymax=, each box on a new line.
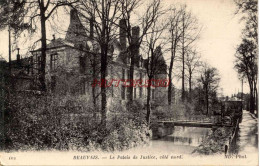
xmin=13 ymin=9 xmax=168 ymax=106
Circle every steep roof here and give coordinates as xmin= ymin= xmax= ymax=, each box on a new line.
xmin=31 ymin=38 xmax=74 ymax=52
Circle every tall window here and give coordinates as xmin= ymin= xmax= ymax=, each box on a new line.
xmin=127 ymin=70 xmax=130 ymax=79
xmin=50 ymin=53 xmax=58 ymax=71
xmin=121 ymin=85 xmax=125 ymax=100
xmin=134 ymin=88 xmax=136 ymax=99
xmin=81 ymin=79 xmax=85 ymax=94
xmin=79 ymin=55 xmax=86 ymax=73
xmin=139 ymin=87 xmax=142 ymax=98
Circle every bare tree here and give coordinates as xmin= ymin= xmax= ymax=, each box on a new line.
xmin=234 ymin=0 xmax=258 ymax=43
xmin=179 ymin=4 xmax=201 ymax=101
xmin=167 ymin=5 xmax=183 ymax=105
xmin=198 ymin=64 xmax=220 ymax=115
xmin=0 ymin=0 xmax=78 ymax=91
xmin=119 ymin=0 xmax=164 ymax=102
xmin=0 ymin=0 xmax=30 ymax=73
xmin=235 ymin=38 xmax=257 ymax=114
xmin=76 ymin=0 xmax=121 ymax=128
xmin=143 ymin=18 xmax=168 ymax=125
xmin=185 ymin=47 xmax=201 ymax=99
xmin=234 ymin=0 xmax=258 ymax=115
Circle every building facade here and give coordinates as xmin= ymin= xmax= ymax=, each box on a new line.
xmin=12 ymin=9 xmax=168 ymax=107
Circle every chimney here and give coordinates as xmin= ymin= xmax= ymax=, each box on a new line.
xmin=17 ymin=48 xmax=21 ymax=65
xmin=52 ymin=34 xmax=55 ymax=41
xmin=119 ymin=19 xmax=127 ymax=50
xmin=90 ymin=17 xmax=94 ymax=40
xmin=132 ymin=26 xmax=140 ymax=56
xmin=132 ymin=26 xmax=140 ymax=45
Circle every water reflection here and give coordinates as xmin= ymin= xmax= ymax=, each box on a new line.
xmin=127 ymin=126 xmax=211 ymax=154
xmin=159 ymin=126 xmax=210 ymax=147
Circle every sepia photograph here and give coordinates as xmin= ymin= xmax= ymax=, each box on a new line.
xmin=0 ymin=0 xmax=258 ymax=165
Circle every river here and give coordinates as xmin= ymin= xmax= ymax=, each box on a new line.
xmin=127 ymin=110 xmax=258 ymax=156
xmin=128 ymin=126 xmax=211 ymax=154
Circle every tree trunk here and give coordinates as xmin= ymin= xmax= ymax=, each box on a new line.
xmin=168 ymin=77 xmax=172 ymax=105
xmin=249 ymin=89 xmax=254 ymax=114
xmin=249 ymin=78 xmax=254 ymax=114
xmin=253 ymin=79 xmax=257 ymax=116
xmin=146 ymin=81 xmax=151 ymax=125
xmin=100 ymin=47 xmax=107 ymax=128
xmin=40 ymin=9 xmax=47 ymax=92
xmin=128 ymin=49 xmax=135 ymax=102
xmin=189 ymin=72 xmax=192 ymax=100
xmin=168 ymin=45 xmax=175 ymax=105
xmin=100 ymin=0 xmax=107 ymax=128
xmin=206 ymin=87 xmax=209 ymax=115
xmin=246 ymin=73 xmax=254 ymax=113
xmin=92 ymin=54 xmax=97 ymax=119
xmin=92 ymin=85 xmax=97 ymax=116
xmin=8 ymin=26 xmax=11 ymax=74
xmin=181 ymin=15 xmax=185 ymax=102
xmin=181 ymin=54 xmax=185 ymax=101
xmin=255 ymin=84 xmax=258 ymax=117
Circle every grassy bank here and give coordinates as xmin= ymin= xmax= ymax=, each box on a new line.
xmin=193 ymin=127 xmax=233 ymax=155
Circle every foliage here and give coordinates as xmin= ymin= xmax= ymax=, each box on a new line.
xmin=5 ymin=93 xmax=93 ymax=150
xmin=152 ymin=101 xmax=198 ymax=120
xmin=196 ymin=64 xmax=220 ymax=115
xmin=4 ymin=93 xmax=150 ymax=151
xmin=101 ymin=118 xmax=150 ymax=151
xmin=234 ymin=0 xmax=258 ymax=114
xmin=0 ymin=0 xmax=30 ymax=32
xmin=193 ymin=127 xmax=233 ymax=155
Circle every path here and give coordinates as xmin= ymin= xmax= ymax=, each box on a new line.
xmin=229 ymin=110 xmax=258 ymax=154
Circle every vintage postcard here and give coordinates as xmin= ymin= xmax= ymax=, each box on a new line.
xmin=0 ymin=0 xmax=258 ymax=165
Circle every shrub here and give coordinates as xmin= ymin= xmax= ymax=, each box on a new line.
xmin=5 ymin=93 xmax=97 ymax=151
xmin=100 ymin=118 xmax=150 ymax=151
xmin=152 ymin=101 xmax=204 ymax=121
xmin=193 ymin=127 xmax=233 ymax=155
xmin=5 ymin=92 xmax=150 ymax=152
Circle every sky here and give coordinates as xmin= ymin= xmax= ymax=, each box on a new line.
xmin=0 ymin=0 xmax=249 ymax=96
xmin=164 ymin=0 xmax=248 ymax=96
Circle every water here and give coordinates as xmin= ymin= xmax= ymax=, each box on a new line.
xmin=128 ymin=126 xmax=211 ymax=154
